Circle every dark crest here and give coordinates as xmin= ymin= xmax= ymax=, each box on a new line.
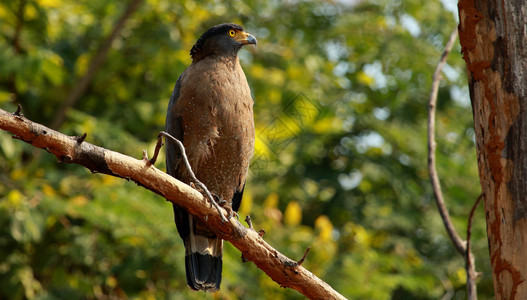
xmin=190 ymin=23 xmax=245 ymax=60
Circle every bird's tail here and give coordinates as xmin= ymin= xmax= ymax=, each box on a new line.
xmin=184 ymin=214 xmax=223 ymax=292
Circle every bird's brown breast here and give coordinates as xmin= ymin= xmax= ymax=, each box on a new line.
xmin=173 ymin=56 xmax=255 ymax=202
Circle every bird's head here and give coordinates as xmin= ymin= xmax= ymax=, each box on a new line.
xmin=190 ymin=23 xmax=257 ymax=62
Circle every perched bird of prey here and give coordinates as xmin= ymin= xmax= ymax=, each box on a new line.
xmin=165 ymin=23 xmax=256 ymax=292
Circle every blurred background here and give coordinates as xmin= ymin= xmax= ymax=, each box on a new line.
xmin=0 ymin=0 xmax=489 ymax=299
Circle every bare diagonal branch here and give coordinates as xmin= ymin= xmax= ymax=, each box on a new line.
xmin=0 ymin=107 xmax=346 ymax=300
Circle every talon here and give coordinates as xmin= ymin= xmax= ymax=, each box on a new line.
xmin=216 ymin=196 xmax=226 ymax=205
xmin=190 ymin=182 xmax=206 ymax=194
xmin=227 ymin=211 xmax=239 ymax=220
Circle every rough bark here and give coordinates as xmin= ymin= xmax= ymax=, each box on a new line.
xmin=458 ymin=0 xmax=527 ymax=298
xmin=0 ymin=107 xmax=346 ymax=300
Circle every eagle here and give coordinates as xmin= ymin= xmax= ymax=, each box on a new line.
xmin=165 ymin=23 xmax=256 ymax=292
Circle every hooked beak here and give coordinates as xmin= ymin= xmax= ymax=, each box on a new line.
xmin=237 ymin=32 xmax=257 ymax=46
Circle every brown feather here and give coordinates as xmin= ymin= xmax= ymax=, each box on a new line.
xmin=166 ymin=23 xmax=255 ymax=292
xmin=173 ymin=55 xmax=255 ymax=202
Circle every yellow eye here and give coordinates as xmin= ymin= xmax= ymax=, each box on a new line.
xmin=228 ymin=29 xmax=236 ymax=37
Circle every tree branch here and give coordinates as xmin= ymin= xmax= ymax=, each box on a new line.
xmin=466 ymin=194 xmax=483 ymax=298
xmin=50 ymin=0 xmax=144 ymax=129
xmin=427 ymin=28 xmax=464 ymax=255
xmin=0 ymin=107 xmax=346 ymax=300
xmin=427 ymin=27 xmax=479 ymax=300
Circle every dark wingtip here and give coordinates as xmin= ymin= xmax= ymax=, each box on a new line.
xmin=185 ymin=253 xmax=222 ymax=292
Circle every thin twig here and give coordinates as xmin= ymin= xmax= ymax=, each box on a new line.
xmin=466 ymin=194 xmax=482 ymax=258
xmin=14 ymin=104 xmax=23 ymax=117
xmin=427 ymin=28 xmax=465 ymax=255
xmin=245 ymin=215 xmax=254 ymax=230
xmin=158 ymin=131 xmax=228 ymax=223
xmin=149 ymin=134 xmax=164 ymax=165
xmin=76 ymin=132 xmax=87 ymax=145
xmin=428 ymin=28 xmax=480 ymax=299
xmin=466 ymin=194 xmax=483 ymax=299
xmin=297 ymin=246 xmax=311 ymax=266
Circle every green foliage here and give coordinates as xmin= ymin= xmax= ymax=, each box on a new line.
xmin=0 ymin=0 xmax=492 ymax=298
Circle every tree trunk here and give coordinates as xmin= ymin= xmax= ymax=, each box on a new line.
xmin=458 ymin=0 xmax=527 ymax=298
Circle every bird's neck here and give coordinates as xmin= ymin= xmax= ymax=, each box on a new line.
xmin=192 ymin=54 xmax=239 ymax=68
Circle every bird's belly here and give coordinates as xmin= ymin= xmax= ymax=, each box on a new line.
xmin=194 ymin=127 xmax=254 ymax=202
xmin=177 ymin=62 xmax=255 ymax=203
